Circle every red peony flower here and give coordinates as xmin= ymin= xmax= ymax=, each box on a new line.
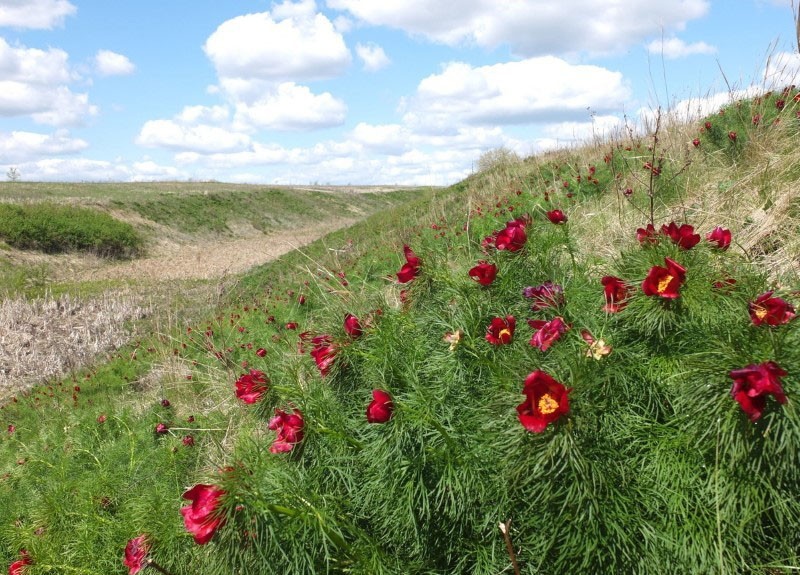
xmin=601 ymin=275 xmax=631 ymax=313
xmin=468 ymin=261 xmax=498 ymax=286
xmin=494 ymin=218 xmax=528 ymax=252
xmin=636 ymin=223 xmax=659 ymax=245
xmin=182 ymin=435 xmax=195 ymax=447
xmin=123 ymin=535 xmax=149 ymax=575
xmin=728 ymin=131 xmax=737 ymax=142
xmin=729 ymin=361 xmax=788 ymax=421
xmin=396 ymin=245 xmax=421 ymax=283
xmin=366 ymin=390 xmax=394 ymax=423
xmin=268 ymin=408 xmax=305 ymax=453
xmin=344 ymin=313 xmax=363 ymax=337
xmin=234 ymin=369 xmax=269 ymax=404
xmin=706 ymin=226 xmax=731 ymax=250
xmin=8 ymin=551 xmax=31 ymax=575
xmin=692 ymin=137 xmax=700 ymax=147
xmin=748 ymin=291 xmax=797 ymax=326
xmin=528 ymin=317 xmax=570 ymax=351
xmin=310 ymin=335 xmax=338 ymax=376
xmin=642 ymin=257 xmax=686 ymax=299
xmin=522 ymin=281 xmax=564 ymax=311
xmin=545 ymin=209 xmax=568 ymax=224
xmin=155 ymin=423 xmax=168 ymax=435
xmin=661 ymin=222 xmax=701 ymax=250
xmin=485 ymin=316 xmax=516 ymax=345
xmin=516 ymin=370 xmax=571 ymax=433
xmin=180 ymin=484 xmax=226 ymax=545
xmin=255 ymin=347 xmax=267 ymax=357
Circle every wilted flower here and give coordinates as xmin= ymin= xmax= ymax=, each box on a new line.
xmin=601 ymin=275 xmax=631 ymax=313
xmin=636 ymin=223 xmax=659 ymax=246
xmin=642 ymin=257 xmax=686 ymax=299
xmin=706 ymin=226 xmax=732 ymax=250
xmin=545 ymin=209 xmax=568 ymax=224
xmin=396 ymin=245 xmax=421 ymax=283
xmin=523 ymin=281 xmax=564 ymax=311
xmin=443 ymin=330 xmax=463 ymax=351
xmin=516 ymin=370 xmax=571 ymax=433
xmin=748 ymin=291 xmax=797 ymax=326
xmin=180 ymin=484 xmax=226 ymax=545
xmin=661 ymin=222 xmax=701 ymax=250
xmin=268 ymin=408 xmax=304 ymax=453
xmin=528 ymin=317 xmax=570 ymax=351
xmin=580 ymin=329 xmax=612 ymax=359
xmin=344 ymin=313 xmax=363 ymax=337
xmin=310 ymin=335 xmax=338 ymax=376
xmin=234 ymin=369 xmax=269 ymax=404
xmin=123 ymin=535 xmax=149 ymax=575
xmin=485 ymin=316 xmax=516 ymax=345
xmin=468 ymin=261 xmax=498 ymax=286
xmin=366 ymin=390 xmax=394 ymax=423
xmin=729 ymin=361 xmax=787 ymax=421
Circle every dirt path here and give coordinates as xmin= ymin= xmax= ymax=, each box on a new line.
xmin=73 ymin=219 xmax=357 ymax=282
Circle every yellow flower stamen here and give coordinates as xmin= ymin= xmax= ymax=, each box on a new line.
xmin=753 ymin=306 xmax=767 ymax=320
xmin=657 ymin=274 xmax=674 ymax=293
xmin=538 ymin=393 xmax=559 ymax=415
xmin=498 ymin=328 xmax=511 ymax=340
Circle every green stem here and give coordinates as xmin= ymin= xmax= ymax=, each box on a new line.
xmin=147 ymin=560 xmax=177 ymax=575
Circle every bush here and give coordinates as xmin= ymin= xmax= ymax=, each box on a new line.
xmin=0 ymin=202 xmax=143 ymax=258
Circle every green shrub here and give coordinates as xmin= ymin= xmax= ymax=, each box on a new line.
xmin=0 ymin=202 xmax=143 ymax=258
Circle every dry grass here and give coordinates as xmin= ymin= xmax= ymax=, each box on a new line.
xmin=0 ymin=291 xmax=151 ymax=393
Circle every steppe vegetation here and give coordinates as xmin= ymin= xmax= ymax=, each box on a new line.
xmin=1 ymin=87 xmax=799 ymax=574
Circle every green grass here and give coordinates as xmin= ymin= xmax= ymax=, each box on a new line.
xmin=0 ymin=203 xmax=144 ymax=258
xmin=1 ymin=89 xmax=799 ymax=574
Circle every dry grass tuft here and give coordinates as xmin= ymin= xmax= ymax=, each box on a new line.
xmin=0 ymin=292 xmax=151 ymax=392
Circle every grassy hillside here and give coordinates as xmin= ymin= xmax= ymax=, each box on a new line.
xmin=1 ymin=90 xmax=799 ymax=574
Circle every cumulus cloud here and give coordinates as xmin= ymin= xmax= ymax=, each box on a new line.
xmin=203 ymin=4 xmax=350 ymax=83
xmin=327 ymin=0 xmax=709 ymax=56
xmin=94 ymin=50 xmax=135 ymax=76
xmin=356 ymin=42 xmax=390 ymax=72
xmin=0 ymin=129 xmax=87 ymax=163
xmin=0 ymin=38 xmax=96 ymax=126
xmin=0 ymin=0 xmax=76 ymax=29
xmin=647 ymin=37 xmax=716 ymax=59
xmin=136 ymin=112 xmax=252 ymax=153
xmin=233 ymin=82 xmax=347 ymax=131
xmin=402 ymin=57 xmax=630 ymax=131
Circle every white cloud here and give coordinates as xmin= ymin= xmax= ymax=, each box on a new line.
xmin=327 ymin=0 xmax=709 ymax=56
xmin=761 ymin=51 xmax=800 ymax=88
xmin=0 ymin=38 xmax=96 ymax=126
xmin=233 ymin=82 xmax=347 ymax=131
xmin=136 ymin=119 xmax=251 ymax=153
xmin=0 ymin=129 xmax=87 ymax=163
xmin=356 ymin=42 xmax=390 ymax=72
xmin=203 ymin=4 xmax=350 ymax=83
xmin=0 ymin=0 xmax=76 ymax=29
xmin=403 ymin=57 xmax=630 ymax=131
xmin=647 ymin=37 xmax=716 ymax=59
xmin=94 ymin=50 xmax=135 ymax=76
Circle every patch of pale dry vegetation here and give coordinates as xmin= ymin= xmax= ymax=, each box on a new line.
xmin=0 ymin=292 xmax=151 ymax=392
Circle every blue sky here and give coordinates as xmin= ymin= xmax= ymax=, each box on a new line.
xmin=0 ymin=0 xmax=798 ymax=185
